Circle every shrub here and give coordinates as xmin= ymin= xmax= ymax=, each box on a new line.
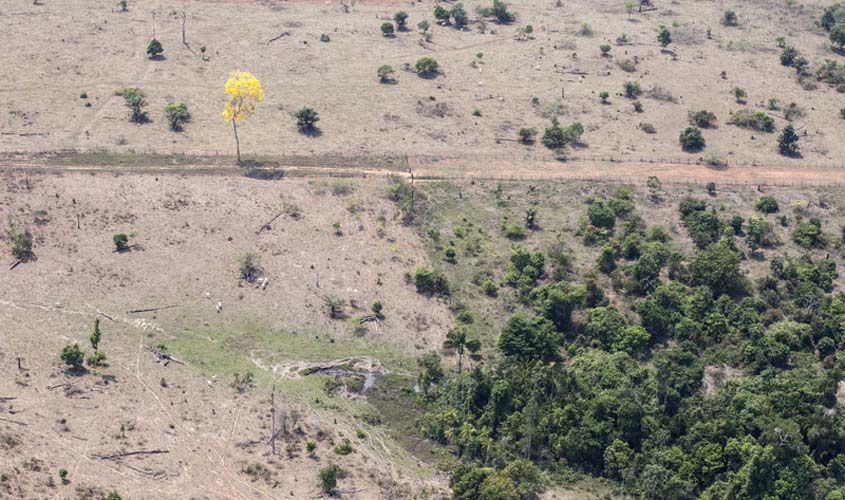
xmin=146 ymin=39 xmax=163 ymax=58
xmin=113 ymin=233 xmax=129 ymax=251
xmin=307 ymin=440 xmax=317 ymax=453
xmin=380 ymin=21 xmax=395 ymax=36
xmin=784 ymin=102 xmax=804 ymax=121
xmin=728 ymin=109 xmax=775 ymax=132
xmin=415 ymin=57 xmax=439 ymax=76
xmin=86 ymin=352 xmax=106 ymax=367
xmin=780 ymin=45 xmax=800 ymax=67
xmin=599 ymin=91 xmax=610 ymax=104
xmin=482 ymin=278 xmax=498 ymax=297
xmin=634 ymin=101 xmax=644 ymax=113
xmin=8 ymin=226 xmax=33 ymax=261
xmin=320 ymin=34 xmax=330 ymax=42
xmin=756 ymin=195 xmax=779 ymax=213
xmin=587 ymin=201 xmax=616 ymax=229
xmin=657 ymin=25 xmax=671 ymax=47
xmin=418 ymin=20 xmax=430 ymax=32
xmin=600 ymin=44 xmax=611 ymax=56
xmin=815 ymin=60 xmax=845 ymax=86
xmin=502 ymin=222 xmax=526 ymax=239
xmin=679 ymin=127 xmax=705 ymax=152
xmin=164 ymin=102 xmax=190 ymax=131
xmin=58 ymin=468 xmax=68 ymax=481
xmin=722 ymin=10 xmax=738 ymax=26
xmin=319 ymin=465 xmax=342 ymax=494
xmin=778 ymin=124 xmax=800 ymax=156
xmin=542 ymin=120 xmax=566 ymax=149
xmin=335 ymin=439 xmax=354 ymax=455
xmin=237 ymin=253 xmax=262 ymax=282
xmin=688 ymin=110 xmax=717 ymax=128
xmin=413 ymin=267 xmax=450 ymax=297
xmin=822 ymin=3 xmax=845 ymax=31
xmin=444 ymin=247 xmax=457 ymax=263
xmin=617 ymin=58 xmax=637 ymax=72
xmin=832 ymin=24 xmax=845 ymax=49
xmin=492 ymin=0 xmax=516 ymax=23
xmin=116 ymin=88 xmax=148 ymax=123
xmin=451 ymin=3 xmax=469 ymax=28
xmin=640 ymin=122 xmax=655 ymax=134
xmin=840 ymin=108 xmax=845 ymax=119
xmin=434 ymin=5 xmax=450 ymax=23
xmin=734 ymin=87 xmax=747 ymax=102
xmin=624 ymin=81 xmax=642 ymax=98
xmin=518 ymin=127 xmax=537 ymax=144
xmin=394 ymin=11 xmax=408 ymax=30
xmin=377 ymin=64 xmax=395 ymax=83
xmin=295 ymin=107 xmax=320 ymax=133
xmin=60 ymin=344 xmax=84 ymax=370
xmin=793 ymin=219 xmax=824 ymax=248
xmin=706 ymin=182 xmax=717 ymax=195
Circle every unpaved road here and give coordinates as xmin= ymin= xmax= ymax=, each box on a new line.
xmin=4 ymin=157 xmax=845 ymax=186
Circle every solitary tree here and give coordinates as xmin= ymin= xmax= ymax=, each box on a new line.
xmin=657 ymin=25 xmax=672 ymax=48
xmin=60 ymin=344 xmax=84 ymax=370
xmin=113 ymin=233 xmax=129 ymax=251
xmin=377 ymin=64 xmax=395 ymax=83
xmin=778 ymin=124 xmax=800 ymax=156
xmin=295 ymin=107 xmax=320 ymax=134
xmin=394 ymin=11 xmax=408 ymax=30
xmin=164 ymin=102 xmax=190 ymax=131
xmin=222 ymin=71 xmax=263 ymax=165
xmin=380 ymin=21 xmax=395 ymax=36
xmin=90 ymin=319 xmax=101 ymax=352
xmin=451 ymin=3 xmax=469 ymax=28
xmin=442 ymin=327 xmax=481 ymax=374
xmin=116 ymin=88 xmax=148 ymax=123
xmin=146 ymin=39 xmax=163 ymax=59
xmin=679 ymin=127 xmax=705 ymax=152
xmin=319 ymin=465 xmax=341 ymax=495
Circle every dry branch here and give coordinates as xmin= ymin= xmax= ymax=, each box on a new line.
xmin=8 ymin=259 xmax=21 ymax=271
xmin=268 ymin=32 xmax=290 ymax=44
xmin=145 ymin=346 xmax=185 ymax=366
xmin=94 ymin=449 xmax=169 ymax=460
xmin=128 ymin=305 xmax=179 ymax=314
xmin=256 ymin=211 xmax=285 ymax=235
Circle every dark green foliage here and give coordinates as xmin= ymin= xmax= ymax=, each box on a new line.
xmin=528 ymin=281 xmax=586 ymax=330
xmin=831 ymin=23 xmax=845 ymax=49
xmin=380 ymin=21 xmax=395 ymax=36
xmin=729 ymin=109 xmax=775 ymax=132
xmin=504 ymin=245 xmax=544 ymax=295
xmin=8 ymin=226 xmax=33 ymax=261
xmin=295 ymin=107 xmax=320 ymax=133
xmin=781 ymin=45 xmax=800 ymax=66
xmin=816 ymin=60 xmax=845 ymax=87
xmin=624 ymin=80 xmax=642 ymax=98
xmin=491 ymin=0 xmax=515 ymax=23
xmin=90 ymin=319 xmax=101 ymax=351
xmin=657 ymin=25 xmax=672 ymax=47
xmin=415 ymin=56 xmax=439 ymax=76
xmin=60 ymin=344 xmax=84 ymax=370
xmin=434 ymin=5 xmax=450 ymax=22
xmin=778 ymin=124 xmax=800 ymax=156
xmin=756 ymin=195 xmax=780 ymax=213
xmin=319 ymin=464 xmax=342 ymax=494
xmin=821 ymin=3 xmax=845 ymax=31
xmin=146 ymin=38 xmax=163 ymax=58
xmin=116 ymin=88 xmax=148 ymax=123
xmin=587 ymin=201 xmax=616 ymax=229
xmin=164 ymin=102 xmax=190 ymax=131
xmin=497 ymin=314 xmax=561 ymax=362
xmin=793 ymin=219 xmax=825 ymax=248
xmin=722 ymin=10 xmax=738 ymax=26
xmin=518 ymin=127 xmax=537 ymax=144
xmin=413 ymin=267 xmax=450 ymax=297
xmin=451 ymin=3 xmax=468 ymax=29
xmin=541 ymin=119 xmax=584 ymax=149
xmin=746 ymin=217 xmax=778 ymax=251
xmin=689 ymin=242 xmax=745 ymax=297
xmin=113 ymin=233 xmax=129 ymax=251
xmin=679 ymin=127 xmax=705 ymax=152
xmin=417 ymin=351 xmax=444 ymax=396
xmin=689 ymin=110 xmax=717 ymax=128
xmin=377 ymin=64 xmax=395 ymax=83
xmin=394 ymin=11 xmax=408 ymax=30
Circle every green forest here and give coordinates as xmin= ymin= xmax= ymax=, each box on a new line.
xmin=402 ymin=181 xmax=845 ymax=500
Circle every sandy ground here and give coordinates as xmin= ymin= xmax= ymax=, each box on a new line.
xmin=0 ymin=171 xmax=452 ymax=499
xmin=1 ymin=0 xmax=844 ymax=167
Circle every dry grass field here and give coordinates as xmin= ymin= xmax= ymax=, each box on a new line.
xmin=1 ymin=0 xmax=844 ymax=167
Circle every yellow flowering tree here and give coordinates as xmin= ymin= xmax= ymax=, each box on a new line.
xmin=222 ymin=71 xmax=263 ymax=164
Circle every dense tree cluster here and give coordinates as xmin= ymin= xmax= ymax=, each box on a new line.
xmin=418 ymin=190 xmax=845 ymax=499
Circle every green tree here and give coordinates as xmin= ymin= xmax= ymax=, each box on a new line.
xmin=679 ymin=127 xmax=705 ymax=152
xmin=498 ymin=314 xmax=561 ymax=362
xmin=755 ymin=195 xmax=779 ymax=213
xmin=624 ymin=81 xmax=642 ymax=98
xmin=113 ymin=233 xmax=129 ymax=251
xmin=116 ymin=88 xmax=148 ymax=123
xmin=415 ymin=56 xmax=440 ymax=76
xmin=380 ymin=21 xmax=395 ymax=36
xmin=689 ymin=242 xmax=745 ymax=297
xmin=451 ymin=3 xmax=469 ymax=28
xmin=295 ymin=107 xmax=320 ymax=134
xmin=90 ymin=319 xmax=101 ymax=352
xmin=318 ymin=465 xmax=341 ymax=494
xmin=417 ymin=351 xmax=444 ymax=396
xmin=778 ymin=124 xmax=800 ymax=156
xmin=394 ymin=11 xmax=408 ymax=30
xmin=434 ymin=5 xmax=451 ymax=23
xmin=657 ymin=25 xmax=672 ymax=47
xmin=146 ymin=39 xmax=163 ymax=58
xmin=831 ymin=24 xmax=845 ymax=49
xmin=492 ymin=0 xmax=516 ymax=23
xmin=60 ymin=344 xmax=84 ymax=370
xmin=377 ymin=64 xmax=395 ymax=83
xmin=164 ymin=102 xmax=190 ymax=131
xmin=443 ymin=327 xmax=481 ymax=374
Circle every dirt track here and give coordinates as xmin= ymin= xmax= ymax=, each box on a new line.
xmin=5 ymin=156 xmax=845 ymax=187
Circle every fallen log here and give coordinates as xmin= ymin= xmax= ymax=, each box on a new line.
xmin=145 ymin=347 xmax=186 ymax=366
xmin=94 ymin=449 xmax=169 ymax=460
xmin=8 ymin=259 xmax=21 ymax=271
xmin=256 ymin=211 xmax=286 ymax=235
xmin=268 ymin=31 xmax=290 ymax=44
xmin=128 ymin=305 xmax=179 ymax=314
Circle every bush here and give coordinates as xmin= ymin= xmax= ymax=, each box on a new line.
xmin=335 ymin=438 xmax=354 ymax=455
xmin=734 ymin=87 xmax=747 ymax=102
xmin=780 ymin=45 xmax=800 ymax=67
xmin=237 ymin=253 xmax=262 ymax=282
xmin=657 ymin=25 xmax=671 ymax=47
xmin=688 ymin=110 xmax=717 ymax=128
xmin=418 ymin=20 xmax=430 ymax=32
xmin=821 ymin=3 xmax=845 ymax=31
xmin=60 ymin=344 xmax=84 ymax=370
xmin=86 ymin=351 xmax=106 ymax=367
xmin=599 ymin=91 xmax=609 ymax=104
xmin=793 ymin=220 xmax=824 ymax=248
xmin=634 ymin=101 xmax=644 ymax=113
xmin=319 ymin=465 xmax=342 ymax=494
xmin=113 ymin=233 xmax=129 ymax=251
xmin=451 ymin=3 xmax=469 ymax=28
xmin=164 ymin=102 xmax=189 ymax=131
xmin=755 ymin=195 xmax=779 ymax=214
xmin=380 ymin=21 xmax=395 ymax=36
xmin=434 ymin=5 xmax=451 ymax=22
xmin=482 ymin=278 xmax=498 ymax=297
xmin=146 ymin=39 xmax=163 ymax=58
xmin=377 ymin=64 xmax=395 ymax=83
xmin=518 ymin=127 xmax=537 ymax=144
xmin=492 ymin=0 xmax=516 ymax=23
xmin=722 ymin=10 xmax=738 ymax=26
xmin=502 ymin=222 xmax=526 ymax=239
xmin=8 ymin=226 xmax=33 ymax=261
xmin=295 ymin=107 xmax=320 ymax=133
xmin=830 ymin=24 xmax=845 ymax=49
xmin=415 ymin=57 xmax=439 ymax=76
xmin=413 ymin=267 xmax=450 ymax=297
xmin=640 ymin=122 xmax=655 ymax=134
xmin=394 ymin=11 xmax=408 ymax=30
xmin=600 ymin=44 xmax=611 ymax=56
xmin=679 ymin=127 xmax=705 ymax=152
xmin=116 ymin=88 xmax=148 ymax=123
xmin=778 ymin=124 xmax=800 ymax=156
xmin=728 ymin=109 xmax=775 ymax=132
xmin=624 ymin=81 xmax=642 ymax=98
xmin=841 ymin=108 xmax=845 ymax=119
xmin=542 ymin=119 xmax=583 ymax=149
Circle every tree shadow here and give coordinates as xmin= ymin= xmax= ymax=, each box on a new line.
xmin=299 ymin=127 xmax=323 ymax=137
xmin=417 ymin=71 xmax=440 ymax=80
